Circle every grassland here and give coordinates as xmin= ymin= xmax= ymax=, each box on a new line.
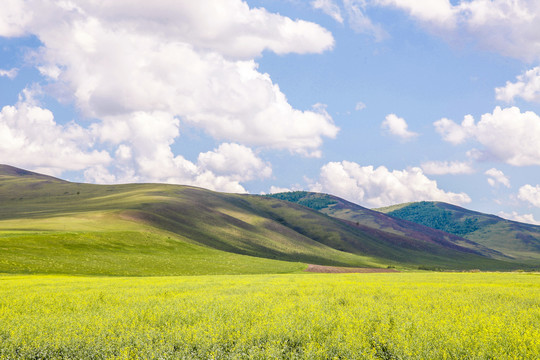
xmin=0 ymin=167 xmax=386 ymax=274
xmin=0 ymin=272 xmax=538 ymax=359
xmin=1 ymin=165 xmax=522 ymax=274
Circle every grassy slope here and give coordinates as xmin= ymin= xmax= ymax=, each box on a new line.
xmin=267 ymin=192 xmax=508 ymax=259
xmin=0 ymin=166 xmax=383 ymax=275
xmin=0 ymin=165 xmax=523 ymax=275
xmin=377 ymin=201 xmax=540 ymax=262
xmin=0 ymin=168 xmax=305 ymax=275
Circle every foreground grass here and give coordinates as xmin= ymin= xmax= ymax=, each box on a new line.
xmin=0 ymin=230 xmax=306 ymax=276
xmin=0 ymin=273 xmax=538 ymax=359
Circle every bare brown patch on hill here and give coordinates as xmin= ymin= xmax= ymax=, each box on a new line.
xmin=305 ymin=264 xmax=399 ymax=273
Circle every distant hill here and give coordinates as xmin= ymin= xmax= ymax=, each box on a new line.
xmin=376 ymin=201 xmax=540 ymax=262
xmin=0 ymin=165 xmax=528 ymax=275
xmin=268 ymin=191 xmax=508 ymax=260
xmin=268 ymin=192 xmax=540 ymax=264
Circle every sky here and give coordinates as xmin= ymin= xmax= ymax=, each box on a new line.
xmin=1 ymin=0 xmax=540 ymax=224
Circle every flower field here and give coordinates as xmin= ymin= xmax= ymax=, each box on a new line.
xmin=0 ymin=272 xmax=538 ymax=359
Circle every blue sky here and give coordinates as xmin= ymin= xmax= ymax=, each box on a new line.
xmin=1 ymin=0 xmax=540 ymax=223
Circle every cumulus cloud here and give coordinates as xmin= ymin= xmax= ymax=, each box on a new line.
xmin=198 ymin=143 xmax=272 ymax=182
xmin=434 ymin=107 xmax=540 ymax=166
xmin=0 ymin=68 xmax=18 ymax=79
xmin=84 ymin=142 xmax=271 ymax=194
xmin=312 ymin=0 xmax=344 ymax=23
xmin=518 ymin=184 xmax=540 ymax=207
xmin=382 ymin=114 xmax=418 ymax=140
xmin=433 ymin=115 xmax=475 ymax=145
xmin=0 ymin=90 xmax=272 ymax=193
xmin=485 ymin=168 xmax=510 ymax=188
xmin=0 ymin=0 xmax=334 ymax=60
xmin=269 ymin=186 xmax=293 ymax=194
xmin=373 ymin=0 xmax=457 ymax=27
xmin=496 ymin=66 xmax=540 ymax=103
xmin=0 ymin=0 xmax=339 ymax=186
xmin=0 ymin=93 xmax=111 ymax=177
xmin=310 ymin=161 xmax=471 ymax=207
xmin=421 ymin=161 xmax=474 ymax=175
xmin=454 ymin=0 xmax=540 ymax=61
xmin=498 ymin=211 xmax=540 ymax=225
xmin=368 ymin=0 xmax=540 ymax=61
xmin=27 ymin=5 xmax=337 ymax=154
xmin=89 ymin=112 xmax=270 ymax=192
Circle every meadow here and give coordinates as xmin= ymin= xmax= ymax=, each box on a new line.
xmin=1 ymin=272 xmax=538 ymax=359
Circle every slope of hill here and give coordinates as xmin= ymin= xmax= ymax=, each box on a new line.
xmin=376 ymin=201 xmax=540 ymax=262
xmin=267 ymin=191 xmax=507 ymax=260
xmin=0 ymin=165 xmax=525 ymax=275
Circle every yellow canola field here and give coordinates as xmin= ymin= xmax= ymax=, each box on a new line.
xmin=0 ymin=272 xmax=538 ymax=359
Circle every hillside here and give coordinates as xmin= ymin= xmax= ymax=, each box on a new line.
xmin=267 ymin=191 xmax=508 ymax=259
xmin=0 ymin=165 xmax=525 ymax=275
xmin=376 ymin=201 xmax=540 ymax=262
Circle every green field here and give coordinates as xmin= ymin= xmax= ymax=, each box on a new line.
xmin=0 ymin=273 xmax=538 ymax=359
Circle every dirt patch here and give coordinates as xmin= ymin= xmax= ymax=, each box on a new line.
xmin=305 ymin=264 xmax=399 ymax=273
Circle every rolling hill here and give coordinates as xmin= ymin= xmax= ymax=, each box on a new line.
xmin=0 ymin=165 xmax=528 ymax=275
xmin=267 ymin=191 xmax=540 ymax=265
xmin=377 ymin=201 xmax=540 ymax=262
xmin=267 ymin=191 xmax=512 ymax=259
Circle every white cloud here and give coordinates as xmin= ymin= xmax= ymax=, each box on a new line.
xmin=1 ymin=0 xmax=334 ymax=60
xmin=433 ymin=115 xmax=475 ymax=145
xmin=83 ymin=141 xmax=263 ymax=194
xmin=0 ymin=68 xmax=18 ymax=79
xmin=312 ymin=0 xmax=344 ymax=23
xmin=355 ymin=101 xmax=366 ymax=111
xmin=435 ymin=107 xmax=540 ymax=166
xmin=31 ymin=14 xmax=338 ymax=155
xmin=0 ymin=94 xmax=111 ymax=177
xmin=485 ymin=168 xmax=510 ymax=188
xmin=421 ymin=161 xmax=474 ymax=175
xmin=269 ymin=186 xmax=293 ymax=194
xmin=0 ymin=90 xmax=271 ymax=193
xmin=0 ymin=0 xmax=30 ymax=37
xmin=89 ymin=111 xmax=266 ymax=192
xmin=0 ymin=0 xmax=340 ymax=186
xmin=373 ymin=0 xmax=457 ymax=27
xmin=370 ymin=0 xmax=540 ymax=61
xmin=344 ymin=0 xmax=388 ymax=41
xmin=382 ymin=113 xmax=418 ymax=140
xmin=496 ymin=66 xmax=540 ymax=103
xmin=498 ymin=211 xmax=540 ymax=225
xmin=198 ymin=143 xmax=272 ymax=182
xmin=311 ymin=161 xmax=471 ymax=207
xmin=454 ymin=0 xmax=540 ymax=61
xmin=518 ymin=184 xmax=540 ymax=207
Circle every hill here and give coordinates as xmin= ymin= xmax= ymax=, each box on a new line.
xmin=267 ymin=191 xmax=507 ymax=260
xmin=376 ymin=201 xmax=540 ymax=262
xmin=0 ymin=165 xmax=525 ymax=275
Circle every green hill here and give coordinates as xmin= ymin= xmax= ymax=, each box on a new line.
xmin=267 ymin=192 xmax=507 ymax=259
xmin=0 ymin=165 xmax=525 ymax=275
xmin=376 ymin=201 xmax=540 ymax=262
